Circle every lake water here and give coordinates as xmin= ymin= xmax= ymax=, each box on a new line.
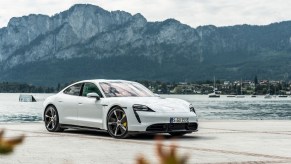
xmin=0 ymin=93 xmax=290 ymax=123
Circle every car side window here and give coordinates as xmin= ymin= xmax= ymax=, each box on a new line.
xmin=82 ymin=83 xmax=103 ymax=98
xmin=63 ymin=83 xmax=83 ymax=96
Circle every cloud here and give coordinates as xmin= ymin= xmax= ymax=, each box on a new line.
xmin=0 ymin=0 xmax=291 ymax=28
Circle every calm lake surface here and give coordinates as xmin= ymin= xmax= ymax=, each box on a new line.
xmin=0 ymin=93 xmax=291 ymax=122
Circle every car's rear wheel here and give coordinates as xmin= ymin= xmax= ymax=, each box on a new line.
xmin=169 ymin=132 xmax=188 ymax=136
xmin=44 ymin=105 xmax=64 ymax=132
xmin=107 ymin=107 xmax=129 ymax=139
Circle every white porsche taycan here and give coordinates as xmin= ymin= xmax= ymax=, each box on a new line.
xmin=43 ymin=79 xmax=198 ymax=138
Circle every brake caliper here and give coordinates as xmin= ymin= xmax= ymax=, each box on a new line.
xmin=122 ymin=114 xmax=127 ymax=127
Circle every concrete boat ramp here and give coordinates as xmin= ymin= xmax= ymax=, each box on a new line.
xmin=0 ymin=120 xmax=290 ymax=164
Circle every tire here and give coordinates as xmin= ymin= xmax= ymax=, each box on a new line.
xmin=169 ymin=132 xmax=188 ymax=137
xmin=107 ymin=107 xmax=129 ymax=139
xmin=44 ymin=105 xmax=64 ymax=132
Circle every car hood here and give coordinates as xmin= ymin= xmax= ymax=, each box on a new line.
xmin=108 ymin=97 xmax=191 ymax=113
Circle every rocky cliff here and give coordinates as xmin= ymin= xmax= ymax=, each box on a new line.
xmin=1 ymin=4 xmax=291 ymax=85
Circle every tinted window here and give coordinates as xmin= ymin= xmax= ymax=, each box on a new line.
xmin=82 ymin=83 xmax=103 ymax=97
xmin=63 ymin=83 xmax=83 ymax=96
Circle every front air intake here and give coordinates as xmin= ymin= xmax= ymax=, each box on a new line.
xmin=146 ymin=123 xmax=198 ymax=132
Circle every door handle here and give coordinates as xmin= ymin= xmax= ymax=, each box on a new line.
xmin=58 ymin=100 xmax=63 ymax=102
xmin=78 ymin=103 xmax=83 ymax=105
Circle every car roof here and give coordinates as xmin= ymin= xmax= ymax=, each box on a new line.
xmin=62 ymin=79 xmax=137 ymax=92
xmin=77 ymin=79 xmax=135 ymax=84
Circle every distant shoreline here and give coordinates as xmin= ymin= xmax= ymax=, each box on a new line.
xmin=1 ymin=93 xmax=290 ymax=96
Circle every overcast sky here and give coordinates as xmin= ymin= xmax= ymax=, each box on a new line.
xmin=1 ymin=0 xmax=291 ymax=28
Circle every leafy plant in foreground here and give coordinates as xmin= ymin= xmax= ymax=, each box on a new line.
xmin=0 ymin=130 xmax=24 ymax=155
xmin=136 ymin=136 xmax=188 ymax=164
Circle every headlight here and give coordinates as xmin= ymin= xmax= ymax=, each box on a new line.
xmin=132 ymin=104 xmax=155 ymax=112
xmin=189 ymin=104 xmax=196 ymax=113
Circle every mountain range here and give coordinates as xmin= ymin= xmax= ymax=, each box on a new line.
xmin=1 ymin=4 xmax=291 ymax=86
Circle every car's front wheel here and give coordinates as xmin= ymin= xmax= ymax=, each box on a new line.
xmin=44 ymin=105 xmax=64 ymax=132
xmin=107 ymin=107 xmax=129 ymax=139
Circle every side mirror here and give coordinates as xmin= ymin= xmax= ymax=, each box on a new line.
xmin=87 ymin=93 xmax=100 ymax=100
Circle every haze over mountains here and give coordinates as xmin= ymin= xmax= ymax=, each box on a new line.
xmin=0 ymin=4 xmax=291 ymax=86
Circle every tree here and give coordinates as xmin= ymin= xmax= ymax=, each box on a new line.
xmin=254 ymin=75 xmax=258 ymax=85
xmin=161 ymin=83 xmax=168 ymax=94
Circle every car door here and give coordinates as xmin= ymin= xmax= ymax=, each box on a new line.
xmin=56 ymin=83 xmax=83 ymax=125
xmin=77 ymin=82 xmax=104 ymax=128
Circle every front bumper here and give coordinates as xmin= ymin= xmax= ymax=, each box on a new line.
xmin=128 ymin=111 xmax=198 ymax=132
xmin=146 ymin=122 xmax=198 ymax=133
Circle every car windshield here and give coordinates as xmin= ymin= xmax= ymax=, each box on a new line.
xmin=99 ymin=81 xmax=155 ymax=97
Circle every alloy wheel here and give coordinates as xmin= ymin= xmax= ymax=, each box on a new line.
xmin=107 ymin=108 xmax=128 ymax=138
xmin=44 ymin=106 xmax=57 ymax=131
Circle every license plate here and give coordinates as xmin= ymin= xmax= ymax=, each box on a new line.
xmin=170 ymin=117 xmax=189 ymax=123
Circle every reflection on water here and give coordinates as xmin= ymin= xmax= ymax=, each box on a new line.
xmin=0 ymin=93 xmax=290 ymax=122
